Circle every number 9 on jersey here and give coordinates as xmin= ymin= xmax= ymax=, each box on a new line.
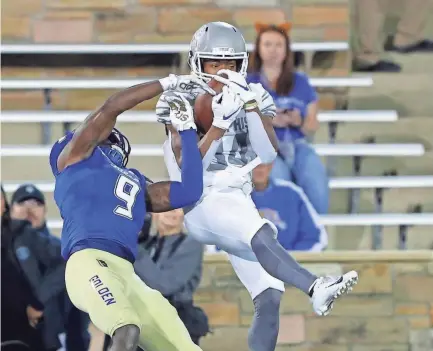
xmin=113 ymin=175 xmax=140 ymax=220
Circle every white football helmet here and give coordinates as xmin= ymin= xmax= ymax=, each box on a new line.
xmin=188 ymin=22 xmax=248 ymax=82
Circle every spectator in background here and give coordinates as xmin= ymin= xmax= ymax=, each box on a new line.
xmin=103 ymin=209 xmax=209 ymax=350
xmin=1 ymin=185 xmax=46 ymax=351
xmin=247 ymin=22 xmax=329 ymax=214
xmin=136 ymin=209 xmax=209 ymax=345
xmin=353 ymin=0 xmax=433 ymax=72
xmin=251 ymin=163 xmax=328 ymax=251
xmin=10 ymin=184 xmax=90 ymax=351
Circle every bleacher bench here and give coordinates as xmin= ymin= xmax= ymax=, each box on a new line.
xmin=4 ymin=176 xmax=433 ymax=194
xmin=0 ymin=143 xmax=424 ymax=157
xmin=0 ymin=110 xmax=398 ymax=124
xmin=0 ymin=42 xmax=350 ymax=54
xmin=45 ymin=213 xmax=433 ymax=230
xmin=0 ymin=77 xmax=373 ymax=90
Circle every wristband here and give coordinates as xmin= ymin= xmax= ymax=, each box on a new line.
xmin=244 ymin=100 xmax=258 ymax=111
xmin=159 ymin=76 xmax=172 ymax=91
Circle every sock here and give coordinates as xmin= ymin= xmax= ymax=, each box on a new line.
xmin=248 ymin=288 xmax=282 ymax=351
xmin=251 ymin=224 xmax=317 ymax=294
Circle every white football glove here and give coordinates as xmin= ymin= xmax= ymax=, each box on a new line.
xmin=212 ymin=86 xmax=243 ymax=130
xmin=165 ymin=94 xmax=197 ymax=132
xmin=159 ymin=74 xmax=216 ymax=96
xmin=248 ymin=83 xmax=267 ymax=110
xmin=212 ymin=69 xmax=258 ymax=110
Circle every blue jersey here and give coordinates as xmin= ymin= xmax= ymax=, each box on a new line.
xmin=49 ymin=132 xmax=147 ymax=262
xmin=251 ymin=179 xmax=327 ymax=251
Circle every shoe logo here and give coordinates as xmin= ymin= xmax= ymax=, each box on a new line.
xmin=326 ymin=276 xmax=343 ymax=288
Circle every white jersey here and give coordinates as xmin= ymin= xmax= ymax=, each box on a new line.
xmin=156 ymin=86 xmax=276 ymax=189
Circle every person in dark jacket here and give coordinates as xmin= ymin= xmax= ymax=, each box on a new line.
xmin=1 ymin=185 xmax=46 ymax=351
xmin=103 ymin=209 xmax=209 ymax=350
xmin=10 ymin=184 xmax=90 ymax=351
xmin=136 ymin=209 xmax=209 ymax=345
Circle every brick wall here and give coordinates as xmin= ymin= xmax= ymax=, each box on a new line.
xmin=2 ymin=0 xmax=350 ymax=44
xmin=195 ymin=251 xmax=433 ymax=351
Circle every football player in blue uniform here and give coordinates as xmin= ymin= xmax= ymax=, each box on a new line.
xmin=49 ymin=75 xmax=219 ymax=351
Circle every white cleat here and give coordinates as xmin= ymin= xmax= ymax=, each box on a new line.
xmin=310 ymin=270 xmax=358 ymax=316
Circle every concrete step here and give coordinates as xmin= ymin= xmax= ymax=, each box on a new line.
xmin=1 ymin=123 xmax=65 ymax=145
xmin=4 ymin=116 xmax=432 ymax=149
xmin=48 ymin=222 xmax=433 ymax=247
xmin=2 ymin=148 xmax=430 ymax=186
xmin=1 ymin=121 xmax=168 ymax=145
xmin=387 ymin=53 xmax=433 ymax=74
xmin=315 ymin=116 xmax=433 ymax=147
xmin=330 ymin=187 xmax=433 ymax=214
xmin=327 ymin=225 xmax=433 ymax=251
xmin=5 ymin=184 xmax=432 ymax=229
xmin=0 ymin=155 xmax=169 ymax=182
xmin=1 ymin=90 xmax=342 ymax=111
xmin=324 ymin=149 xmax=433 ymax=177
xmin=348 ymin=73 xmax=433 ymax=117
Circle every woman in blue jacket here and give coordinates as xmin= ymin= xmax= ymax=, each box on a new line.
xmin=247 ymin=22 xmax=329 ymax=214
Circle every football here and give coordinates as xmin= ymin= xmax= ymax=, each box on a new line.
xmin=194 ymin=73 xmax=228 ymax=133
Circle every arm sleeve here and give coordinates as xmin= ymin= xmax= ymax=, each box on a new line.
xmin=169 ymin=129 xmax=204 ymax=208
xmin=134 ymin=237 xmax=204 ymax=297
xmin=49 ymin=132 xmax=74 ymax=176
xmin=245 ymin=111 xmax=277 ymax=163
xmin=293 ymin=190 xmax=328 ymax=252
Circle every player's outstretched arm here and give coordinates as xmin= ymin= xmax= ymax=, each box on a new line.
xmin=56 ymin=80 xmax=164 ymax=172
xmin=56 ymin=75 xmax=214 ymax=173
xmin=146 ymin=95 xmax=204 ymax=212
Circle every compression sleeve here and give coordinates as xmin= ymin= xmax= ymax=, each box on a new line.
xmin=169 ymin=129 xmax=204 ymax=208
xmin=245 ymin=110 xmax=277 ymax=163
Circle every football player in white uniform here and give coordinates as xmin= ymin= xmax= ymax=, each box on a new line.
xmin=157 ymin=22 xmax=358 ymax=351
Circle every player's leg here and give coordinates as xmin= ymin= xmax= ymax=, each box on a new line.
xmin=229 ymin=254 xmax=283 ymax=351
xmin=65 ymin=249 xmax=141 ymax=351
xmin=184 ymin=188 xmax=263 ymax=260
xmin=129 ymin=274 xmax=201 ymax=351
xmin=107 ymin=325 xmax=140 ymax=351
xmin=251 ymin=223 xmax=317 ymax=293
xmin=250 ymin=223 xmax=358 ymax=315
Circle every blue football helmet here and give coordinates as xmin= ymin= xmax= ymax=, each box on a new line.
xmin=100 ymin=128 xmax=131 ymax=167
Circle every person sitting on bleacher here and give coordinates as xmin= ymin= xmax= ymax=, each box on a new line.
xmin=251 ymin=163 xmax=328 ymax=252
xmin=10 ymin=184 xmax=90 ymax=351
xmin=247 ymin=22 xmax=329 ymax=214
